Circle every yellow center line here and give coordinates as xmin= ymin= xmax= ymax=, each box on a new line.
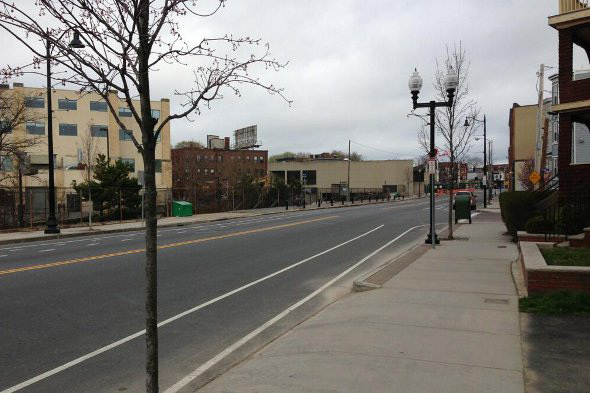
xmin=0 ymin=215 xmax=338 ymax=276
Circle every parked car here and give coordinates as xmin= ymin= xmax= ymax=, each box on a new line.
xmin=453 ymin=190 xmax=477 ymax=210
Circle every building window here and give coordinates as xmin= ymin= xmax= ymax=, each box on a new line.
xmin=155 ymin=159 xmax=162 ymax=173
xmin=551 ymin=81 xmax=559 ymax=105
xmin=259 ymin=156 xmax=264 ymax=162
xmin=90 ymin=125 xmax=108 ymax=137
xmin=119 ymin=107 xmax=133 ymax=117
xmin=59 ymin=123 xmax=78 ymax=136
xmin=211 ymin=168 xmax=215 ymax=174
xmin=90 ymin=101 xmax=108 ymax=112
xmin=119 ymin=129 xmax=133 ymax=141
xmin=197 ymin=168 xmax=201 ymax=173
xmin=26 ymin=121 xmax=45 ymax=135
xmin=1 ymin=156 xmax=13 ymax=171
xmin=197 ymin=155 xmax=201 ymax=161
xmin=217 ymin=155 xmax=222 ymax=162
xmin=0 ymin=120 xmax=12 ymax=134
xmin=58 ymin=99 xmax=77 ymax=111
xmin=552 ymin=116 xmax=559 ymax=143
xmin=121 ymin=158 xmax=135 ymax=171
xmin=246 ymin=156 xmax=250 ymax=160
xmin=151 ymin=109 xmax=160 ymax=120
xmin=204 ymin=168 xmax=208 ymax=174
xmin=254 ymin=156 xmax=258 ymax=163
xmin=302 ymin=170 xmax=317 ymax=185
xmin=25 ymin=97 xmax=44 ymax=108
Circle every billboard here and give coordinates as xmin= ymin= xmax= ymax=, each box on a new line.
xmin=233 ymin=125 xmax=259 ymax=149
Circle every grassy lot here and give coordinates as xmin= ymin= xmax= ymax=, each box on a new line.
xmin=520 ymin=291 xmax=590 ymax=314
xmin=540 ymin=247 xmax=590 ymax=267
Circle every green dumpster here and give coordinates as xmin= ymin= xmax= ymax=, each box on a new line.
xmin=454 ymin=195 xmax=471 ymax=224
xmin=172 ymin=201 xmax=193 ymax=217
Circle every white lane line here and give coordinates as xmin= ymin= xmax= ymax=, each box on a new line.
xmin=1 ymin=224 xmax=384 ymax=393
xmin=164 ymin=224 xmax=423 ymax=393
xmin=9 ymin=249 xmax=22 ymax=252
xmin=0 ymin=255 xmax=7 ymax=258
xmin=176 ymin=231 xmax=187 ymax=234
xmin=87 ymin=243 xmax=99 ymax=246
xmin=121 ymin=239 xmax=133 ymax=242
xmin=39 ymin=249 xmax=56 ymax=253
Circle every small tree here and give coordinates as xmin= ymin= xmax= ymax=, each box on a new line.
xmin=517 ymin=159 xmax=535 ymax=191
xmin=0 ymin=2 xmax=288 ymax=389
xmin=174 ymin=140 xmax=204 ymax=149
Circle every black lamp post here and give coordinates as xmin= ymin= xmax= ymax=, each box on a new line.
xmin=409 ymin=67 xmax=458 ymax=247
xmin=464 ymin=115 xmax=487 ymax=208
xmin=44 ymin=30 xmax=85 ymax=234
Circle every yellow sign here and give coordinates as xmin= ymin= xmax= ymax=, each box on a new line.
xmin=529 ymin=171 xmax=540 ymax=184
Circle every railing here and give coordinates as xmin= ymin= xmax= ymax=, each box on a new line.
xmin=536 ymin=185 xmax=590 ymax=241
xmin=533 ymin=173 xmax=559 ymax=195
xmin=0 ymin=186 xmax=407 ymax=230
xmin=560 ymin=0 xmax=589 ymax=13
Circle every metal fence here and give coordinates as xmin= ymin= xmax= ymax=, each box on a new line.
xmin=0 ymin=186 xmax=399 ymax=229
xmin=537 ymin=186 xmax=590 ymax=241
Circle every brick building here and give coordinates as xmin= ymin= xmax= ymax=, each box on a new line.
xmin=172 ymin=146 xmax=268 ymax=190
xmin=549 ymin=2 xmax=590 ymax=195
xmin=437 ymin=162 xmax=468 ymax=185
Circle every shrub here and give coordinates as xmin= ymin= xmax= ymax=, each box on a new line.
xmin=525 ymin=215 xmax=554 ymax=234
xmin=499 ymin=191 xmax=538 ymax=237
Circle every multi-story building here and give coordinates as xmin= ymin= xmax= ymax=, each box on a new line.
xmin=171 ymin=144 xmax=268 ymax=190
xmin=437 ymin=162 xmax=468 ymax=186
xmin=0 ymin=82 xmax=172 ymax=191
xmin=548 ymin=1 xmax=590 ymax=195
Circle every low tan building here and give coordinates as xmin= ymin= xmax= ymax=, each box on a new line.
xmin=0 ymin=83 xmax=172 ymax=191
xmin=269 ymin=159 xmax=415 ymax=195
xmin=508 ymin=103 xmax=540 ymax=191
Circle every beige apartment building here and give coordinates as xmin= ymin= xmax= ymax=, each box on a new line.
xmin=0 ymin=83 xmax=172 ymax=192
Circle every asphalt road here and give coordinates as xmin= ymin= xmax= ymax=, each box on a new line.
xmin=0 ymin=195 xmax=465 ymax=392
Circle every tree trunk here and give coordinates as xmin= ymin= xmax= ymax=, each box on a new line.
xmin=143 ymin=144 xmax=159 ymax=393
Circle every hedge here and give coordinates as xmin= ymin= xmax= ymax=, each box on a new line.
xmin=525 ymin=215 xmax=554 ymax=234
xmin=499 ymin=191 xmax=539 ymax=238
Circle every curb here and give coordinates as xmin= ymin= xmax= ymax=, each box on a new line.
xmin=0 ymin=197 xmax=427 ymax=246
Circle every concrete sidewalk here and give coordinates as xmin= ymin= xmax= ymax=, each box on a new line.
xmin=0 ymin=197 xmax=421 ymax=245
xmin=198 ymin=210 xmax=523 ymax=393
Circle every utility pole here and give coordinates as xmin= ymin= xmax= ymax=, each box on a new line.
xmin=347 ymin=139 xmax=351 ymax=202
xmin=534 ymin=64 xmax=545 ymax=188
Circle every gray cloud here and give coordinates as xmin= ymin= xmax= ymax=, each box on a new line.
xmin=3 ymin=0 xmax=565 ymax=163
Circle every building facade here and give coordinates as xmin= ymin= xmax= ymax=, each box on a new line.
xmin=508 ymin=103 xmax=539 ymax=190
xmin=172 ymin=146 xmax=268 ymax=190
xmin=0 ymin=83 xmax=172 ymax=191
xmin=269 ymin=159 xmax=414 ymax=195
xmin=549 ymin=2 xmax=590 ymax=195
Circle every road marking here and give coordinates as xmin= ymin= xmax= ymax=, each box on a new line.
xmin=0 ymin=216 xmax=338 ymax=277
xmin=87 ymin=243 xmax=99 ymax=246
xmin=164 ymin=224 xmax=422 ymax=393
xmin=39 ymin=249 xmax=55 ymax=253
xmin=176 ymin=231 xmax=186 ymax=234
xmin=0 ymin=223 xmax=381 ymax=393
xmin=0 ymin=255 xmax=6 ymax=258
xmin=9 ymin=249 xmax=22 ymax=252
xmin=121 ymin=239 xmax=133 ymax=242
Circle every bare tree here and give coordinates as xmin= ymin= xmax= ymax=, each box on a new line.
xmin=0 ymin=2 xmax=288 ymax=391
xmin=174 ymin=140 xmax=204 ymax=149
xmin=518 ymin=159 xmax=535 ymax=191
xmin=428 ymin=43 xmax=480 ymax=239
xmin=465 ymin=155 xmax=483 ymax=171
xmin=77 ymin=122 xmax=100 ymax=228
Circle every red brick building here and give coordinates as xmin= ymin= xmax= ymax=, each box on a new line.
xmin=549 ymin=3 xmax=590 ymax=195
xmin=438 ymin=162 xmax=468 ymax=185
xmin=172 ymin=147 xmax=268 ymax=190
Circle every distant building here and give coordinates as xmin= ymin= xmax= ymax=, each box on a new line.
xmin=0 ymin=83 xmax=172 ymax=190
xmin=171 ymin=145 xmax=268 ymax=190
xmin=269 ymin=159 xmax=414 ymax=197
xmin=437 ymin=162 xmax=468 ymax=185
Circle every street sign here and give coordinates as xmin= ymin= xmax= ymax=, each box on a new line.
xmin=529 ymin=171 xmax=540 ymax=185
xmin=428 ymin=159 xmax=436 ymax=175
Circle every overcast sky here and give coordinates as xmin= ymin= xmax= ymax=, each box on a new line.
xmin=5 ymin=1 xmax=585 ymax=163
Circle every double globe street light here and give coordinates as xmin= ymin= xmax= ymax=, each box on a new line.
xmin=408 ymin=67 xmax=458 ymax=247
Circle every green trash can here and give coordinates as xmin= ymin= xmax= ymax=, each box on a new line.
xmin=454 ymin=195 xmax=471 ymax=224
xmin=172 ymin=201 xmax=193 ymax=217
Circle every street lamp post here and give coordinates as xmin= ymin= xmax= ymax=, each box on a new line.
xmin=409 ymin=68 xmax=458 ymax=247
xmin=464 ymin=115 xmax=487 ymax=208
xmin=44 ymin=30 xmax=85 ymax=234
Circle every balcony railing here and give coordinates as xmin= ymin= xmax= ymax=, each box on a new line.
xmin=560 ymin=0 xmax=589 ymax=13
